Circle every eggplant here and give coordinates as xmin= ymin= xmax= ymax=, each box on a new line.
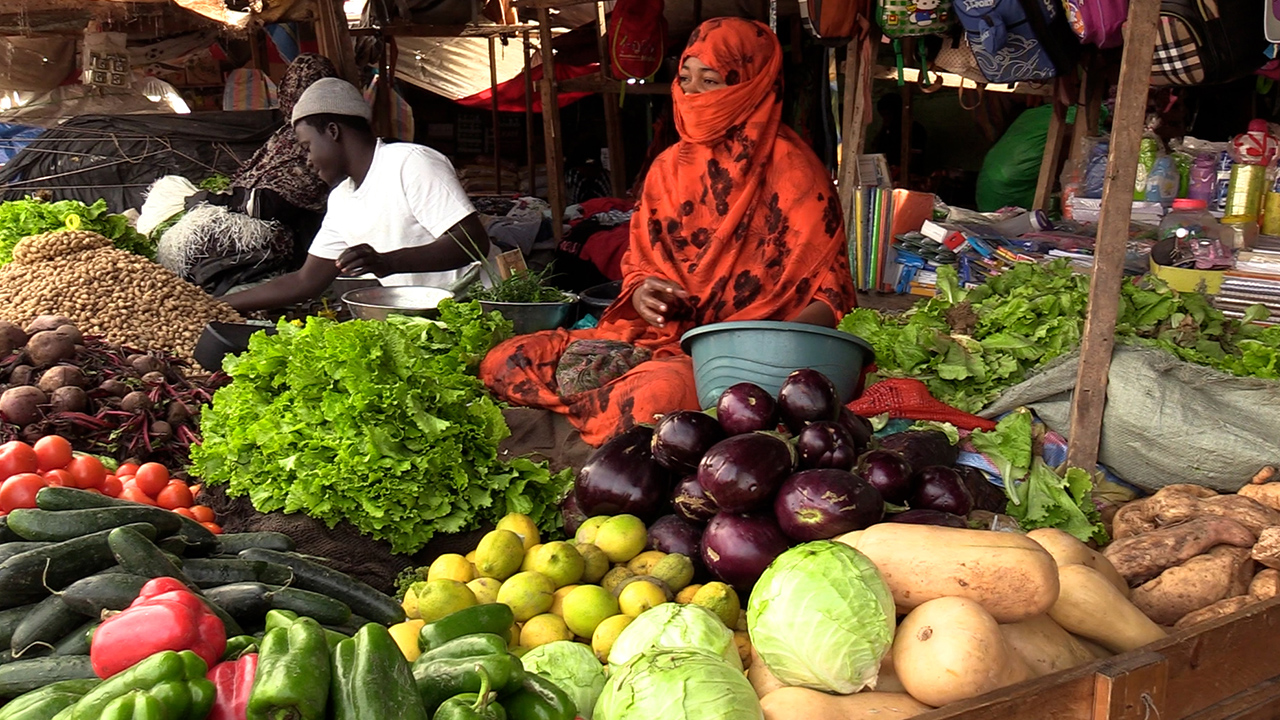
xmin=575 ymin=426 xmax=672 ymax=520
xmin=910 ymin=466 xmax=974 ymax=516
xmin=776 ymin=369 xmax=841 ymax=433
xmin=646 ymin=514 xmax=703 ymax=559
xmin=795 ymin=421 xmax=860 ymax=472
xmin=651 ymin=410 xmax=726 ymax=474
xmin=774 ymin=469 xmax=883 ymax=541
xmin=672 ymin=475 xmax=718 ymax=525
xmin=716 ymin=383 xmax=778 ymax=436
xmin=958 ymin=466 xmax=1007 ymax=513
xmin=838 ymin=407 xmax=874 ymax=448
xmin=700 ymin=512 xmax=791 ymax=593
xmin=696 ymin=433 xmax=795 ymax=513
xmin=889 ymin=509 xmax=969 ymax=528
xmin=856 ymin=450 xmax=915 ymax=505
xmin=877 ymin=431 xmax=959 ymax=473
xmin=560 ymin=492 xmax=588 ymax=537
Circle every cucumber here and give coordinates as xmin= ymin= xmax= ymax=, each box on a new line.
xmin=202 ymin=582 xmax=273 ymax=623
xmin=106 ymin=526 xmax=194 ymax=588
xmin=0 ymin=517 xmax=16 ymax=543
xmin=265 ymin=587 xmax=352 ymax=626
xmin=59 ymin=573 xmax=149 ymax=617
xmin=5 ymin=507 xmax=181 ymax=542
xmin=10 ymin=596 xmax=82 ymax=656
xmin=0 ymin=524 xmax=156 ymax=609
xmin=0 ymin=542 xmax=50 ymax=565
xmin=237 ymin=549 xmax=405 ymax=625
xmin=0 ymin=605 xmax=38 ymax=650
xmin=0 ymin=656 xmax=95 ymax=698
xmin=36 ymin=488 xmax=218 ymax=556
xmin=216 ymin=532 xmax=295 ymax=555
xmin=52 ymin=621 xmax=96 ymax=656
xmin=182 ymin=558 xmax=293 ymax=588
xmin=156 ymin=536 xmax=189 ymax=556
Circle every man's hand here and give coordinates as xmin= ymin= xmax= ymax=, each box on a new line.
xmin=633 ymin=277 xmax=691 ymax=328
xmin=336 ymin=244 xmax=391 ymax=278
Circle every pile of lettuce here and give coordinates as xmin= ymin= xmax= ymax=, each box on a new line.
xmin=840 ymin=260 xmax=1280 ymax=413
xmin=0 ymin=198 xmax=155 ymax=264
xmin=191 ymin=301 xmax=573 ymax=554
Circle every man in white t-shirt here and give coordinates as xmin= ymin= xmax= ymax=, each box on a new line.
xmin=224 ymin=78 xmax=490 ymax=313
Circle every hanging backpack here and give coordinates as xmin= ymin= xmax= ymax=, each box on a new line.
xmin=608 ymin=0 xmax=667 ymax=81
xmin=954 ymin=0 xmax=1077 ymax=83
xmin=1151 ymin=0 xmax=1268 ymax=85
xmin=879 ymin=0 xmax=955 ymax=82
xmin=800 ymin=0 xmax=865 ymax=44
xmin=1061 ymin=0 xmax=1127 ymax=47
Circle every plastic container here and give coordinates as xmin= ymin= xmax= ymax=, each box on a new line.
xmin=1188 ymin=154 xmax=1217 ymax=203
xmin=1226 ymin=163 xmax=1267 ymax=217
xmin=1222 ymin=214 xmax=1260 ymax=250
xmin=194 ymin=321 xmax=278 ymax=373
xmin=1159 ymin=199 xmax=1230 ymax=270
xmin=1145 ymin=155 xmax=1179 ymax=208
xmin=680 ymin=321 xmax=874 ymax=409
xmin=478 ymin=296 xmax=578 ymax=335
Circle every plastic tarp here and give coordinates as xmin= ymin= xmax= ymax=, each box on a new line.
xmin=394 ymin=35 xmax=595 ymax=110
xmin=0 ymin=123 xmax=43 ymax=166
xmin=0 ymin=111 xmax=279 ymax=213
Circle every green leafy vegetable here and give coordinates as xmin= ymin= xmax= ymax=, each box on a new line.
xmin=191 ymin=300 xmax=572 ymax=554
xmin=968 ymin=409 xmax=1033 ymax=501
xmin=1007 ymin=461 xmax=1108 ymax=544
xmin=471 ymin=265 xmax=572 ymax=304
xmin=199 ymin=175 xmax=231 ymax=192
xmin=0 ymin=197 xmax=155 ymax=264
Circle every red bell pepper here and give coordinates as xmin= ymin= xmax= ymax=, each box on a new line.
xmin=90 ymin=576 xmax=226 ymax=679
xmin=207 ymin=653 xmax=258 ymax=720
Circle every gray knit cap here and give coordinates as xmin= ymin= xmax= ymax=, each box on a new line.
xmin=290 ymin=77 xmax=373 ymax=124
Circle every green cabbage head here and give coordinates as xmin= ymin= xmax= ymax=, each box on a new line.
xmin=594 ymin=648 xmax=762 ymax=720
xmin=607 ymin=602 xmax=740 ymax=672
xmin=521 ymin=640 xmax=607 ymax=719
xmin=747 ymin=540 xmax=895 ymax=694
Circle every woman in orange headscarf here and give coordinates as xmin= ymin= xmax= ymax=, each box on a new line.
xmin=480 ymin=17 xmax=855 ymax=446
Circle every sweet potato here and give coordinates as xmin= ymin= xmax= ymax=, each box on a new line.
xmin=1250 ymin=568 xmax=1280 ymax=601
xmin=1112 ymin=499 xmax=1159 ymax=540
xmin=1174 ymin=596 xmax=1254 ymax=629
xmin=1150 ymin=492 xmax=1280 ymax=536
xmin=1252 ymin=528 xmax=1280 ymax=570
xmin=1238 ymin=482 xmax=1280 ymax=514
xmin=1102 ymin=516 xmax=1256 ymax=586
xmin=1131 ymin=547 xmax=1255 ymax=626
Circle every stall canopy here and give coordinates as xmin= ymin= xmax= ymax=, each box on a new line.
xmin=395 ymin=35 xmax=595 ymax=110
xmin=0 ymin=111 xmax=279 ymax=212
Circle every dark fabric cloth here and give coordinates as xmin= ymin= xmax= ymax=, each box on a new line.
xmin=555 ymin=339 xmax=653 ymax=397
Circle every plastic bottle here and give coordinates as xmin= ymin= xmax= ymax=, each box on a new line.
xmin=1160 ymin=199 xmax=1230 ymax=269
xmin=1187 ymin=154 xmax=1217 ymax=203
xmin=1145 ymin=155 xmax=1179 ymax=208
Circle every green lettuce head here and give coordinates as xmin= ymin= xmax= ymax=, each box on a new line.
xmin=747 ymin=541 xmax=895 ymax=694
xmin=607 ymin=603 xmax=740 ymax=672
xmin=594 ymin=648 xmax=762 ymax=720
xmin=521 ymin=640 xmax=606 ymax=719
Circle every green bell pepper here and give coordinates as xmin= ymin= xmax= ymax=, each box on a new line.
xmin=247 ymin=616 xmax=331 ymax=720
xmin=418 ymin=605 xmax=515 ymax=652
xmin=500 ymin=675 xmax=576 ymax=720
xmin=222 ymin=636 xmax=259 ymax=661
xmin=68 ymin=651 xmax=212 ymax=720
xmin=433 ymin=666 xmax=507 ymax=720
xmin=413 ymin=650 xmax=524 ymax=715
xmin=418 ymin=634 xmax=510 ymax=664
xmin=330 ymin=624 xmax=428 ymax=720
xmin=0 ymin=679 xmax=100 ymax=720
xmin=98 ymin=691 xmax=164 ymax=720
xmin=265 ymin=609 xmax=347 ymax=650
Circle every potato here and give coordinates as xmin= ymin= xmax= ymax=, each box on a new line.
xmin=1238 ymin=482 xmax=1280 ymax=513
xmin=1102 ymin=516 xmax=1256 ymax=586
xmin=1251 ymin=569 xmax=1280 ymax=600
xmin=26 ymin=330 xmax=76 ymax=368
xmin=37 ymin=366 xmax=86 ymax=393
xmin=0 ymin=385 xmax=47 ymax=425
xmin=1131 ymin=547 xmax=1255 ymax=626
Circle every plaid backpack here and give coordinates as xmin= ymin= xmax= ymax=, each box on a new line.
xmin=1152 ymin=0 xmax=1268 ymax=85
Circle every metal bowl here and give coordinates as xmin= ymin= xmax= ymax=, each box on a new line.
xmin=478 ymin=295 xmax=579 ymax=335
xmin=341 ymin=286 xmax=455 ymax=321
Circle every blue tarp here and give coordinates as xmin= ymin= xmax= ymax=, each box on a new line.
xmin=0 ymin=123 xmax=44 ymax=166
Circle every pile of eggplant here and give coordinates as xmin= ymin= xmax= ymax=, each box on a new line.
xmin=563 ymin=370 xmax=1009 ymax=596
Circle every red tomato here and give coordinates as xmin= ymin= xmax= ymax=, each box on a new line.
xmin=173 ymin=507 xmax=196 ymax=520
xmin=66 ymin=456 xmax=107 ymax=490
xmin=0 ymin=473 xmax=46 ymax=512
xmin=199 ymin=521 xmax=222 ymax=535
xmin=33 ymin=436 xmax=73 ymax=472
xmin=133 ymin=464 xmax=170 ymax=497
xmin=118 ymin=487 xmax=155 ymax=506
xmin=116 ymin=463 xmax=140 ymax=478
xmin=0 ymin=443 xmax=39 ymax=479
xmin=100 ymin=476 xmax=123 ymax=498
xmin=42 ymin=469 xmax=74 ymax=488
xmin=189 ymin=505 xmax=216 ymax=524
xmin=155 ymin=481 xmax=194 ymax=510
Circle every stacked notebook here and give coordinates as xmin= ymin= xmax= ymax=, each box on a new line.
xmin=1217 ymin=236 xmax=1280 ymax=324
xmin=848 ymin=155 xmax=935 ymax=293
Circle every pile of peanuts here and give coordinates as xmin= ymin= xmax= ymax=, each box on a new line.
xmin=0 ymin=230 xmax=243 ymax=358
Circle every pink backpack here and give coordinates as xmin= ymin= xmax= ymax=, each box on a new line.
xmin=1062 ymin=0 xmax=1127 ymax=47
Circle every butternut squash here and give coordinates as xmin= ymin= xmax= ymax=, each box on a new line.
xmin=1026 ymin=527 xmax=1130 ymax=597
xmin=1072 ymin=635 xmax=1113 ymax=660
xmin=892 ymin=596 xmax=1034 ymax=707
xmin=760 ymin=688 xmax=932 ymax=720
xmin=999 ymin=615 xmax=1096 ymax=677
xmin=1048 ymin=564 xmax=1166 ymax=654
xmin=840 ymin=524 xmax=1059 ymax=622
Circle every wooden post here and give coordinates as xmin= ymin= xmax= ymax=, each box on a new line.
xmin=1065 ymin=0 xmax=1160 ymax=471
xmin=1034 ymin=80 xmax=1070 ymax=211
xmin=374 ymin=34 xmax=394 ymax=139
xmin=536 ymin=7 xmax=568 ymax=241
xmin=595 ymin=0 xmax=627 ymax=197
xmin=839 ymin=32 xmax=873 ymax=234
xmin=523 ymin=30 xmax=537 ymax=196
xmin=313 ymin=0 xmax=359 ymax=84
xmin=489 ymin=36 xmax=503 ymax=195
xmin=899 ymin=70 xmax=913 ymax=185
xmin=1091 ymin=653 xmax=1168 ymax=720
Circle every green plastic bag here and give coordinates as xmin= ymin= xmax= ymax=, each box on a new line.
xmin=976 ymin=105 xmax=1052 ymax=212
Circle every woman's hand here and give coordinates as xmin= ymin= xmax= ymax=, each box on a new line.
xmin=792 ymin=300 xmax=838 ymax=328
xmin=633 ymin=277 xmax=691 ymax=328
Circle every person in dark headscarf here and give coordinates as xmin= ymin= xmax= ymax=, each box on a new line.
xmin=155 ymin=54 xmax=339 ymax=296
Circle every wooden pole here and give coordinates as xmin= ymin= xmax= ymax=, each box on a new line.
xmin=839 ymin=32 xmax=873 ymax=230
xmin=313 ymin=0 xmax=359 ymax=84
xmin=596 ymin=0 xmax=627 ymax=197
xmin=1033 ymin=80 xmax=1070 ymax=211
xmin=536 ymin=7 xmax=567 ymax=241
xmin=1065 ymin=0 xmax=1160 ymax=471
xmin=489 ymin=36 xmax=503 ymax=195
xmin=523 ymin=30 xmax=537 ymax=197
xmin=374 ymin=34 xmax=394 ymax=139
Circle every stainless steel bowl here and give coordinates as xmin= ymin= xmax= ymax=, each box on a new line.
xmin=478 ymin=295 xmax=578 ymax=335
xmin=341 ymin=286 xmax=455 ymax=321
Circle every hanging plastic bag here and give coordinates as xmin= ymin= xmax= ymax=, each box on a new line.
xmin=975 ymin=105 xmax=1052 ymax=212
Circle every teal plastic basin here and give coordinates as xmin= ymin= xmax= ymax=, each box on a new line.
xmin=680 ymin=321 xmax=875 ymax=409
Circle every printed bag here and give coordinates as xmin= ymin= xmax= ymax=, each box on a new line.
xmin=608 ymin=0 xmax=667 ymax=81
xmin=1062 ymin=0 xmax=1128 ymax=47
xmin=879 ymin=0 xmax=955 ymax=37
xmin=954 ymin=0 xmax=1077 ymax=83
xmin=1151 ymin=0 xmax=1267 ymax=85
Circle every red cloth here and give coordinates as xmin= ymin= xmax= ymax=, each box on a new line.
xmin=848 ymin=378 xmax=997 ymax=431
xmin=580 ymin=224 xmax=630 ymax=281
xmin=574 ymin=197 xmax=635 ymax=223
xmin=454 ymin=62 xmax=597 ymax=113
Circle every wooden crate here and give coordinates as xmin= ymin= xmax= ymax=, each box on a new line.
xmin=917 ymin=599 xmax=1280 ymax=720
